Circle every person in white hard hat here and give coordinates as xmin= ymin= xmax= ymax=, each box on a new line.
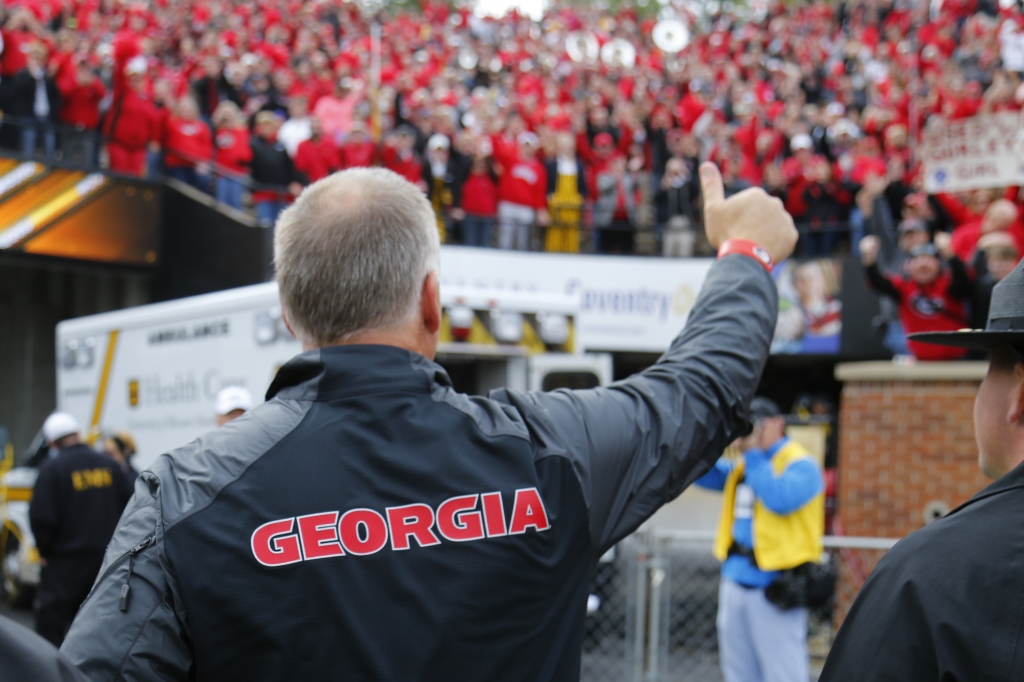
xmin=28 ymin=413 xmax=131 ymax=647
xmin=215 ymin=386 xmax=253 ymax=426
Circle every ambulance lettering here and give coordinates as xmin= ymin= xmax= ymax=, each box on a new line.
xmin=251 ymin=488 xmax=551 ymax=567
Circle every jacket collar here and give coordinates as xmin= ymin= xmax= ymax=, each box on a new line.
xmin=266 ymin=345 xmax=453 ymax=402
xmin=949 ymin=458 xmax=1024 ymax=516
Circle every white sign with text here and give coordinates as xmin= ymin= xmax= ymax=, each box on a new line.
xmin=439 ymin=246 xmax=714 ymax=352
xmin=922 ymin=112 xmax=1024 ymax=193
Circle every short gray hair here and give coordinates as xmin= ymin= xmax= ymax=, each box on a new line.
xmin=274 ymin=168 xmax=440 ymax=347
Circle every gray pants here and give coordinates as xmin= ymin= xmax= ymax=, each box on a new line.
xmin=717 ymin=578 xmax=808 ymax=682
xmin=498 ymin=201 xmax=534 ymax=251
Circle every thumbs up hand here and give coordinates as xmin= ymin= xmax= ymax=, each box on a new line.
xmin=700 ymin=162 xmax=798 ymax=264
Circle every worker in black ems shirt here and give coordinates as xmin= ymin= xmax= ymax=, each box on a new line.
xmin=29 ymin=413 xmax=132 ymax=647
xmin=62 ymin=164 xmax=797 ymax=681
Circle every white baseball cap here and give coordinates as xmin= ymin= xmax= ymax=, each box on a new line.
xmin=790 ymin=133 xmax=813 ymax=151
xmin=427 ymin=134 xmax=450 ymax=151
xmin=215 ymin=386 xmax=253 ymax=416
xmin=43 ymin=412 xmax=79 ymax=443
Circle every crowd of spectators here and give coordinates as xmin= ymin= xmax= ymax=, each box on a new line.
xmin=3 ymin=0 xmax=1024 ymax=355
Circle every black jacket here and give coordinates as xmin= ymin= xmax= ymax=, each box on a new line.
xmin=249 ymin=136 xmax=300 ymax=189
xmin=62 ymin=256 xmax=777 ymax=681
xmin=820 ymin=460 xmax=1024 ymax=681
xmin=6 ymin=69 xmax=61 ymax=121
xmin=0 ymin=616 xmax=88 ymax=682
xmin=29 ymin=444 xmax=131 ymax=558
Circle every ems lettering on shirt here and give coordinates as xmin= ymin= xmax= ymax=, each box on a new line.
xmin=251 ymin=488 xmax=551 ymax=567
xmin=71 ymin=468 xmax=114 ymax=491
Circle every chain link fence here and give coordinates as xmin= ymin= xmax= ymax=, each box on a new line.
xmin=581 ymin=530 xmax=897 ymax=682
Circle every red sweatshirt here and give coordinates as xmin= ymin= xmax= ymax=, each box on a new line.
xmin=496 ymin=157 xmax=547 ymax=209
xmin=460 ymin=171 xmax=498 ymax=216
xmin=103 ymin=90 xmax=157 ymax=150
xmin=57 ymin=76 xmax=106 ymax=129
xmin=215 ymin=128 xmax=252 ymax=174
xmin=164 ymin=117 xmax=213 ymax=168
xmin=295 ymin=136 xmax=341 ymax=183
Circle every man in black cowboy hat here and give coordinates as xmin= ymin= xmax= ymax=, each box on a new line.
xmin=819 ymin=258 xmax=1024 ymax=681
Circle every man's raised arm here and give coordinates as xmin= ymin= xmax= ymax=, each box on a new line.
xmin=494 ymin=163 xmax=797 ymax=555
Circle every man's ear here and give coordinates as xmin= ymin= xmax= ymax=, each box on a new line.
xmin=420 ymin=272 xmax=441 ymax=336
xmin=1011 ymin=362 xmax=1024 ymax=425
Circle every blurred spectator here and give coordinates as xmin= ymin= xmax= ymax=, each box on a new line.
xmin=655 ymin=157 xmax=700 ymax=258
xmin=800 ymin=159 xmax=852 ymax=257
xmin=422 ymin=133 xmax=459 ymax=243
xmin=971 ymin=231 xmax=1021 ymax=328
xmin=163 ymin=97 xmax=213 ymax=192
xmin=595 ymin=155 xmax=639 ymax=255
xmin=859 ymin=234 xmax=971 ymax=361
xmin=544 ymin=132 xmax=586 ymax=253
xmin=313 ymin=78 xmax=361 ymax=143
xmin=950 ymin=199 xmax=1024 ymax=262
xmin=494 ymin=131 xmax=548 ymax=251
xmin=340 ymin=123 xmax=377 ymax=169
xmin=102 ymin=431 xmax=138 ymax=488
xmin=103 ymin=59 xmax=156 ymax=177
xmin=454 ymin=142 xmax=499 ymax=248
xmin=212 ymin=102 xmax=253 ymax=210
xmin=250 ymin=112 xmax=302 ymax=227
xmin=56 ymin=61 xmax=105 ymax=166
xmin=382 ymin=126 xmax=424 ymax=187
xmin=191 ymin=57 xmax=242 ymax=123
xmin=215 ymin=386 xmax=252 ymax=426
xmin=278 ymin=97 xmax=312 ymax=158
xmin=8 ymin=42 xmax=59 ymax=159
xmin=294 ymin=116 xmax=341 ymax=184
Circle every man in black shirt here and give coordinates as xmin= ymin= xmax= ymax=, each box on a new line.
xmin=29 ymin=413 xmax=131 ymax=647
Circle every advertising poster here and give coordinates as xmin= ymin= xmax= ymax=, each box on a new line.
xmin=771 ymin=259 xmax=843 ymax=355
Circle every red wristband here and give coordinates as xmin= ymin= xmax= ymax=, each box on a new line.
xmin=717 ymin=239 xmax=773 ymax=272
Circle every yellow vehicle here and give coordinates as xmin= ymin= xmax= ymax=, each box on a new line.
xmin=0 ymin=426 xmax=44 ymax=606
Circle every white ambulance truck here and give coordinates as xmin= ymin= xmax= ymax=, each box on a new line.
xmin=54 ymin=282 xmax=611 ymax=472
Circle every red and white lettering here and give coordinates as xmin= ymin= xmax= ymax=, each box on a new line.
xmin=339 ymin=508 xmax=389 ymax=556
xmin=386 ymin=503 xmax=442 ymax=551
xmin=481 ymin=491 xmax=507 ymax=537
xmin=508 ymin=487 xmax=551 ymax=535
xmin=297 ymin=512 xmax=344 ymax=560
xmin=251 ymin=518 xmax=302 ymax=567
xmin=436 ymin=494 xmax=485 ymax=542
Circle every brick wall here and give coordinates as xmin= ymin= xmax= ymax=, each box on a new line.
xmin=832 ymin=363 xmax=990 ymax=624
xmin=838 ymin=379 xmax=989 ymax=538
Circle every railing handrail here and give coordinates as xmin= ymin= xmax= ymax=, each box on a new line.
xmin=651 ymin=527 xmax=900 ymax=550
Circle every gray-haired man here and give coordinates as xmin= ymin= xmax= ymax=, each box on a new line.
xmin=62 ymin=165 xmax=796 ymax=680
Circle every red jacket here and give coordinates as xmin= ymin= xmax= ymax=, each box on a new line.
xmin=57 ymin=75 xmax=106 ymax=129
xmin=340 ymin=140 xmax=377 ymax=169
xmin=295 ymin=137 xmax=341 ymax=183
xmin=215 ymin=128 xmax=252 ymax=174
xmin=103 ymin=90 xmax=157 ymax=150
xmin=382 ymin=147 xmax=422 ymax=185
xmin=497 ymin=157 xmax=547 ymax=210
xmin=164 ymin=117 xmax=213 ymax=168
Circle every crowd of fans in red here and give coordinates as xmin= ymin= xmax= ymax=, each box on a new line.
xmin=3 ymin=0 xmax=1024 ymax=357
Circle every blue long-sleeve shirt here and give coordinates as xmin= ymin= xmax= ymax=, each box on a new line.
xmin=696 ymin=438 xmax=823 ymax=587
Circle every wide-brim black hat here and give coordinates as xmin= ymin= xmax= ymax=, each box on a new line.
xmin=911 ymin=256 xmax=1024 ymax=349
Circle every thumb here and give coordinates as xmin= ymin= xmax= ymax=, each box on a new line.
xmin=699 ymin=162 xmax=725 ymax=209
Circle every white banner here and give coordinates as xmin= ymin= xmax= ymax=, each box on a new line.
xmin=439 ymin=246 xmax=713 ymax=353
xmin=921 ymin=112 xmax=1024 ymax=193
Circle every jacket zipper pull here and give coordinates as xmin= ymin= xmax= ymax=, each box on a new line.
xmin=119 ymin=536 xmax=153 ymax=612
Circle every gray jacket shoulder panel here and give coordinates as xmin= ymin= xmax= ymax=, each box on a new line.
xmin=153 ymin=396 xmax=314 ymax=531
